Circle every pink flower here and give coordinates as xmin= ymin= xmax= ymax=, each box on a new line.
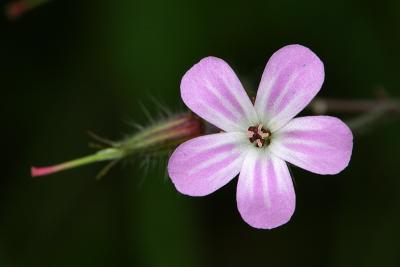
xmin=167 ymin=44 xmax=353 ymax=229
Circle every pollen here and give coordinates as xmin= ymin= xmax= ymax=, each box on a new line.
xmin=247 ymin=124 xmax=271 ymax=148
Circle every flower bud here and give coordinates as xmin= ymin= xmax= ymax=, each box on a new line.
xmin=31 ymin=112 xmax=204 ymax=177
xmin=119 ymin=113 xmax=204 ymax=154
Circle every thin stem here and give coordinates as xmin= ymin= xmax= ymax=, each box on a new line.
xmin=31 ymin=148 xmax=124 ymax=177
xmin=5 ymin=0 xmax=51 ymax=20
xmin=309 ymin=97 xmax=400 ymax=114
xmin=308 ymin=97 xmax=400 ymax=132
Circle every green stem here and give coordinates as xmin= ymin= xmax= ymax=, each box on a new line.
xmin=31 ymin=148 xmax=124 ymax=177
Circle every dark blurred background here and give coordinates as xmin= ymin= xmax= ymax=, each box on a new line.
xmin=1 ymin=0 xmax=400 ymax=266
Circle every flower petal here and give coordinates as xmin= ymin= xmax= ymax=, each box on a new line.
xmin=237 ymin=149 xmax=295 ymax=229
xmin=254 ymin=44 xmax=325 ymax=131
xmin=270 ymin=116 xmax=353 ymax=175
xmin=168 ymin=132 xmax=249 ymax=196
xmin=181 ymin=57 xmax=259 ymax=132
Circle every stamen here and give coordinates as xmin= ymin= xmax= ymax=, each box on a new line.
xmin=256 ymin=139 xmax=263 ymax=148
xmin=260 ymin=132 xmax=270 ymax=138
xmin=247 ymin=124 xmax=272 ymax=148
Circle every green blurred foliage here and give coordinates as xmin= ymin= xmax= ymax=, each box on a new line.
xmin=1 ymin=0 xmax=400 ymax=266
